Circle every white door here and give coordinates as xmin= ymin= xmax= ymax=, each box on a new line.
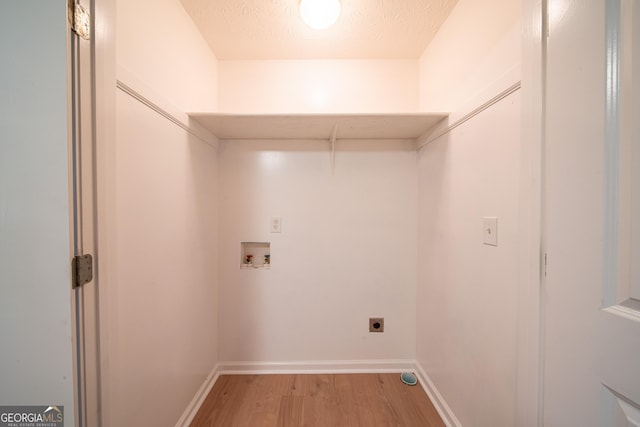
xmin=543 ymin=0 xmax=640 ymax=425
xmin=0 ymin=0 xmax=76 ymax=421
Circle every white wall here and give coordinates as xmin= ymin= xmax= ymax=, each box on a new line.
xmin=109 ymin=91 xmax=218 ymax=427
xmin=417 ymin=93 xmax=521 ymax=426
xmin=216 ymin=57 xmax=419 ymax=366
xmin=218 ymin=60 xmax=418 ymax=113
xmin=106 ymin=0 xmax=220 ymax=425
xmin=218 ymin=140 xmax=417 ymax=363
xmin=0 ymin=1 xmax=75 ymax=424
xmin=117 ymin=0 xmax=218 ymax=112
xmin=418 ymin=0 xmax=521 ymax=113
xmin=416 ymin=0 xmax=522 ymax=424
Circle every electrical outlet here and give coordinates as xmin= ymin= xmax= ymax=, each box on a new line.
xmin=270 ymin=216 xmax=281 ymax=233
xmin=369 ymin=317 xmax=384 ymax=332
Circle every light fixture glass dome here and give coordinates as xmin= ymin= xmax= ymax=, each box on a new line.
xmin=300 ymin=0 xmax=341 ymax=30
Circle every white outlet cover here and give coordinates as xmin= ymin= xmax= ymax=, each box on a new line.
xmin=270 ymin=216 xmax=281 ymax=233
xmin=483 ymin=217 xmax=498 ymax=246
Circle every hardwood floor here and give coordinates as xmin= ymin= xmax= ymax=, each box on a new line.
xmin=190 ymin=373 xmax=445 ymax=427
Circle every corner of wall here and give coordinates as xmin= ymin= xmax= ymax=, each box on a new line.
xmin=116 ymin=0 xmax=218 ymax=112
xmin=174 ymin=364 xmax=222 ymax=427
xmin=413 ymin=361 xmax=462 ymax=427
xmin=417 ymin=0 xmax=522 ymax=113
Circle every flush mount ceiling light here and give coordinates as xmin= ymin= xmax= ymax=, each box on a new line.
xmin=300 ymin=0 xmax=341 ymax=30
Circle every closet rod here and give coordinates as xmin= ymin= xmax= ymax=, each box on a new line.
xmin=417 ymin=81 xmax=522 ymax=150
xmin=116 ymin=79 xmax=216 ymax=147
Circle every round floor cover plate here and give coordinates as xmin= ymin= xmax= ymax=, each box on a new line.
xmin=400 ymin=372 xmax=418 ymax=386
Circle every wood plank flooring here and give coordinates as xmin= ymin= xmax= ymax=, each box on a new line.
xmin=190 ymin=373 xmax=445 ymax=427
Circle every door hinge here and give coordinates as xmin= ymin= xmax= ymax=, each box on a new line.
xmin=544 ymin=252 xmax=548 ymax=277
xmin=72 ymin=254 xmax=93 ymax=289
xmin=68 ymin=0 xmax=91 ymax=40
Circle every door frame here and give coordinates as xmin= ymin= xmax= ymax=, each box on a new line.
xmin=517 ymin=0 xmax=546 ymax=426
xmin=70 ymin=0 xmax=116 ymax=425
xmin=92 ymin=0 xmax=116 ymax=425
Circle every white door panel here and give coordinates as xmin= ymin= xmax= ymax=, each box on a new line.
xmin=544 ymin=0 xmax=640 ymax=425
xmin=624 ymin=0 xmax=640 ymax=300
xmin=601 ymin=0 xmax=640 ymax=417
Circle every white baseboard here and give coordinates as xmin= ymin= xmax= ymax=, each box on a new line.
xmin=413 ymin=361 xmax=462 ymax=427
xmin=175 ymin=359 xmax=461 ymax=427
xmin=217 ymin=359 xmax=415 ymax=375
xmin=174 ymin=364 xmax=221 ymax=427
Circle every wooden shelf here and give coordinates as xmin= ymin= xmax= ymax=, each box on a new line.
xmin=188 ymin=113 xmax=448 ymax=141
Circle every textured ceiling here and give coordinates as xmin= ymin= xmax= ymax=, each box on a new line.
xmin=180 ymin=0 xmax=458 ymax=60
